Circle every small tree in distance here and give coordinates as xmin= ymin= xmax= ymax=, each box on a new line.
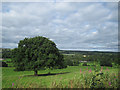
xmin=12 ymin=36 xmax=67 ymax=76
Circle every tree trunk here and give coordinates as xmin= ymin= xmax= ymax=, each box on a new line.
xmin=34 ymin=70 xmax=38 ymax=76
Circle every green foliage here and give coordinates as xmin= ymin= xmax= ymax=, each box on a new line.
xmin=63 ymin=54 xmax=79 ymax=66
xmin=2 ymin=58 xmax=14 ymax=67
xmin=82 ymin=63 xmax=88 ymax=66
xmin=0 ymin=61 xmax=8 ymax=67
xmin=61 ymin=51 xmax=118 ymax=65
xmin=51 ymin=71 xmax=118 ymax=88
xmin=12 ymin=36 xmax=66 ymax=73
xmin=2 ymin=48 xmax=12 ymax=58
xmin=100 ymin=57 xmax=112 ymax=67
xmin=90 ymin=67 xmax=104 ymax=88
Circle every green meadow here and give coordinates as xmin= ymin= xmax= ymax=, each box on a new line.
xmin=2 ymin=62 xmax=119 ymax=88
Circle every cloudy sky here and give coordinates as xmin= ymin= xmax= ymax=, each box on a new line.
xmin=1 ymin=2 xmax=118 ymax=52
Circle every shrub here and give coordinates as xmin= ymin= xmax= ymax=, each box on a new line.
xmin=100 ymin=60 xmax=112 ymax=67
xmin=65 ymin=60 xmax=74 ymax=66
xmin=82 ymin=63 xmax=88 ymax=66
xmin=0 ymin=61 xmax=8 ymax=67
xmin=73 ymin=61 xmax=79 ymax=66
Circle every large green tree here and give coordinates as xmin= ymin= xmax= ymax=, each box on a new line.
xmin=12 ymin=36 xmax=66 ymax=75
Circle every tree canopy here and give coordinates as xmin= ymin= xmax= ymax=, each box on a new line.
xmin=12 ymin=36 xmax=66 ymax=75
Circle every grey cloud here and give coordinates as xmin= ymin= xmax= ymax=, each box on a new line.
xmin=2 ymin=2 xmax=118 ymax=52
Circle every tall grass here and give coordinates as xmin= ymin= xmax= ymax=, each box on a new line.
xmin=51 ymin=70 xmax=119 ymax=88
xmin=2 ymin=66 xmax=119 ymax=88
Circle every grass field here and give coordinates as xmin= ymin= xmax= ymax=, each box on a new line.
xmin=2 ymin=65 xmax=119 ymax=88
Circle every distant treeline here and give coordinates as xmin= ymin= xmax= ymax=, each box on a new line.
xmin=1 ymin=48 xmax=119 ymax=67
xmin=59 ymin=50 xmax=119 ymax=67
xmin=1 ymin=48 xmax=118 ymax=58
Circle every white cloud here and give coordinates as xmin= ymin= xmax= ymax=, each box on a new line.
xmin=2 ymin=2 xmax=118 ymax=52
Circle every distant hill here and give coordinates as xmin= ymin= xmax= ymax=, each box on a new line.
xmin=59 ymin=50 xmax=118 ymax=55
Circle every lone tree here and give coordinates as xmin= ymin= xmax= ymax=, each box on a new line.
xmin=12 ymin=36 xmax=66 ymax=75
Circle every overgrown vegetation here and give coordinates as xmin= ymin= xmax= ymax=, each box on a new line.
xmin=2 ymin=65 xmax=119 ymax=88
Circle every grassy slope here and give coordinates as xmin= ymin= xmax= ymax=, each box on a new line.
xmin=2 ymin=66 xmax=118 ymax=88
